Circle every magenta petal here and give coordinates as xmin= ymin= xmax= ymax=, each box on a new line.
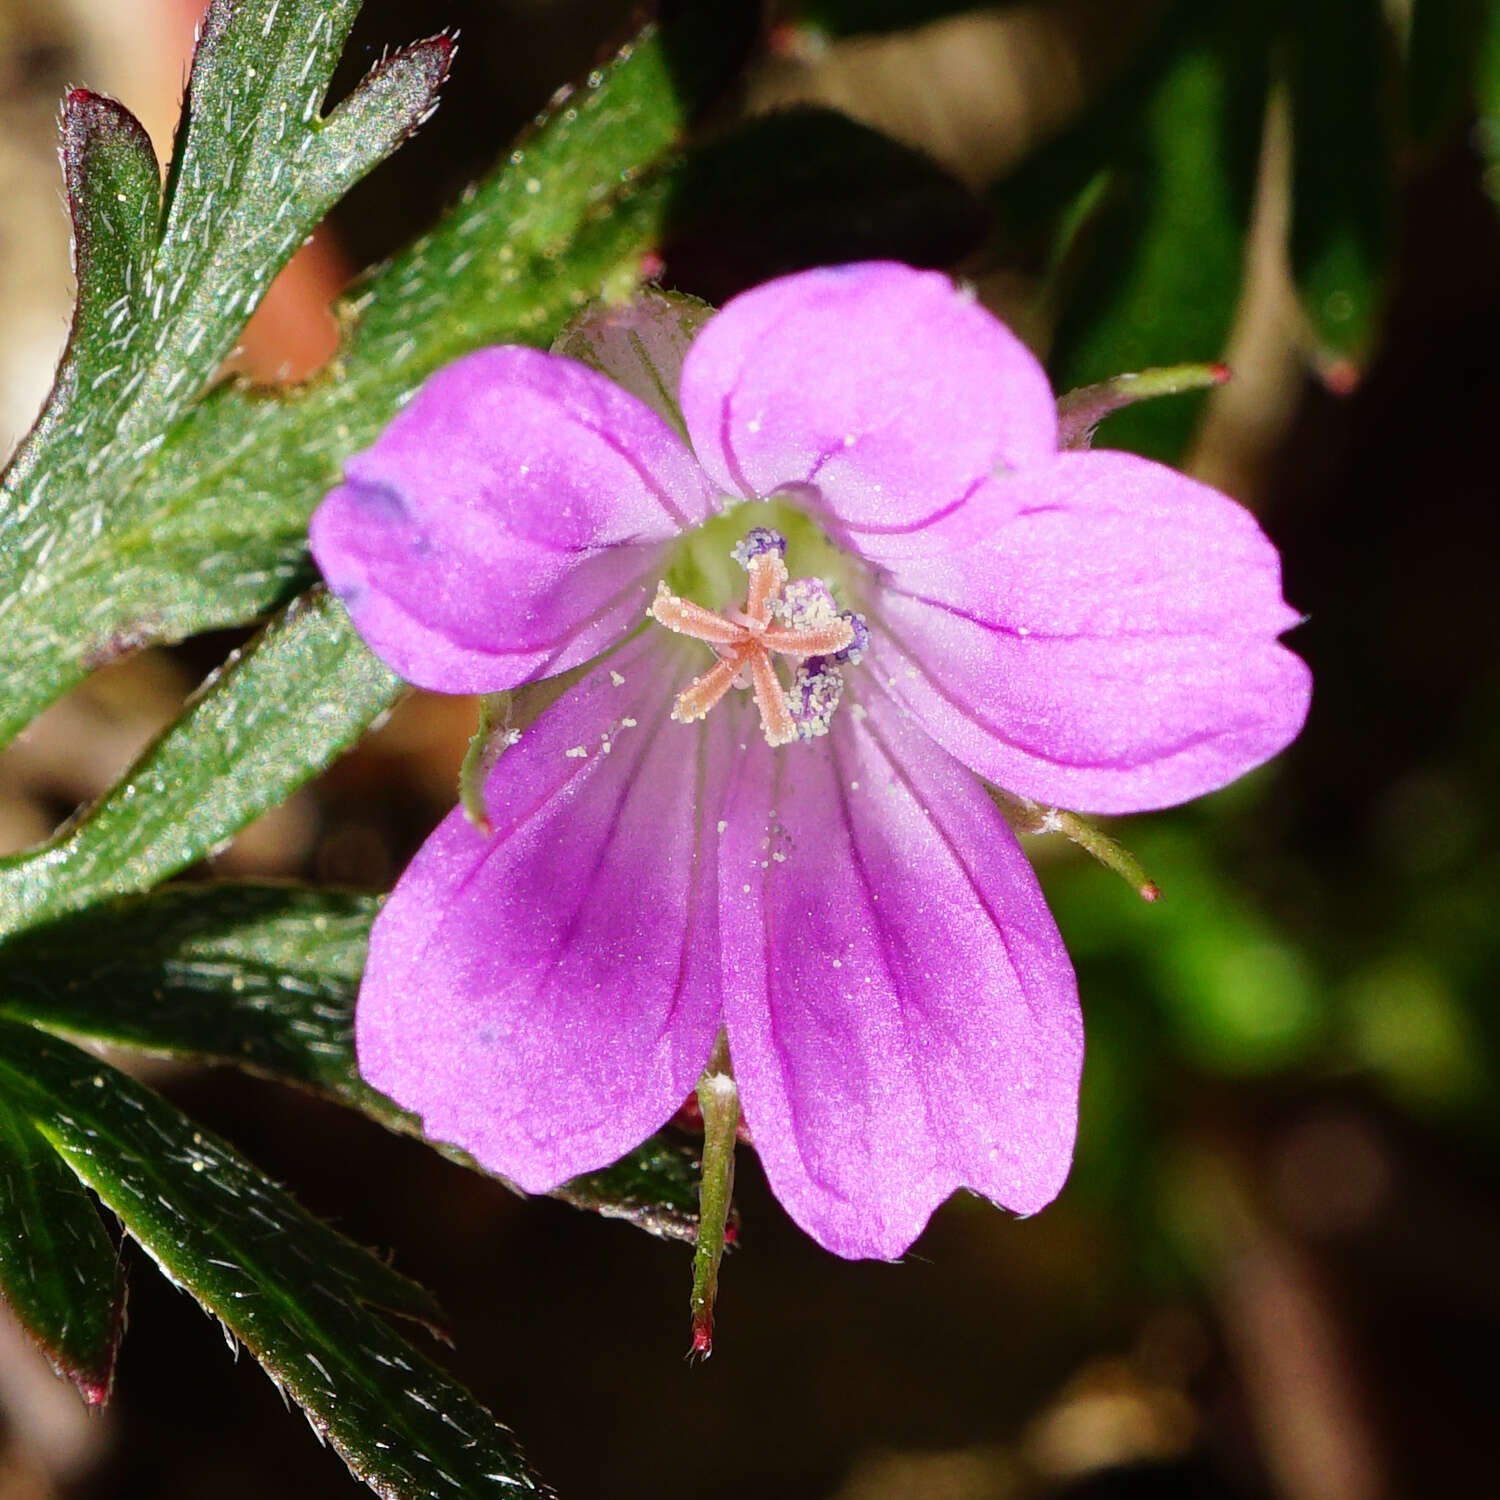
xmin=717 ymin=684 xmax=1082 ymax=1260
xmin=310 ymin=347 xmax=717 ymax=692
xmin=355 ymin=633 xmax=727 ymax=1191
xmin=679 ymin=263 xmax=1057 ymax=552
xmin=874 ymin=450 xmax=1313 ymax=814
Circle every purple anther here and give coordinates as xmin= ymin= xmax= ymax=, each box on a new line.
xmin=730 ymin=527 xmax=789 ymax=568
xmin=791 ymin=657 xmax=845 ymax=740
xmin=833 ymin=611 xmax=869 ymax=664
xmin=777 ymin=577 xmax=839 ymax=630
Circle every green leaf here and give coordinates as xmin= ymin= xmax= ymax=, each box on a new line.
xmin=1042 ymin=19 xmax=1268 ymax=460
xmin=0 ymin=884 xmax=380 ymax=1097
xmin=0 ymin=1019 xmax=551 ymax=1499
xmin=1283 ymin=0 xmax=1395 ymax=374
xmin=551 ymin=1136 xmax=707 ymax=1244
xmin=0 ymin=0 xmax=451 ymax=748
xmin=1472 ymin=0 xmax=1500 ymax=203
xmin=1407 ymin=0 xmax=1489 ymax=145
xmin=0 ymin=884 xmax=710 ymax=1244
xmin=0 ymin=1092 xmax=124 ymax=1404
xmin=43 ymin=94 xmax=160 ymax=439
xmin=0 ymin=589 xmax=399 ymax=943
xmin=0 ymin=8 xmax=748 ymax=752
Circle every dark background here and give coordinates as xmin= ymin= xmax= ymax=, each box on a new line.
xmin=1 ymin=2 xmax=1497 ymax=1497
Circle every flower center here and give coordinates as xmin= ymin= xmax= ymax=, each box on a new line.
xmin=649 ymin=526 xmax=868 ymax=747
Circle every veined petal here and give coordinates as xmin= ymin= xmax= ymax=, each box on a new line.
xmin=873 ymin=450 xmax=1313 ymax=814
xmin=679 ymin=262 xmax=1057 ymax=555
xmin=355 ymin=632 xmax=727 ymax=1192
xmin=310 ymin=347 xmax=718 ymax=693
xmin=717 ymin=682 xmax=1082 ymax=1260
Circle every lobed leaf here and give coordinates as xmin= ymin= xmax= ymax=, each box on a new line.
xmin=0 ymin=885 xmax=709 ymax=1244
xmin=0 ymin=0 xmax=452 ymax=748
xmin=0 ymin=7 xmax=749 ymax=752
xmin=0 ymin=1018 xmax=551 ymax=1498
xmin=0 ymin=1092 xmax=124 ymax=1405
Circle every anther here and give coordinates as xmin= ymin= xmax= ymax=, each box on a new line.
xmin=649 ymin=529 xmax=866 ymax=747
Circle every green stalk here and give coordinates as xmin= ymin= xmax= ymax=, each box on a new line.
xmin=1055 ymin=362 xmax=1230 ymax=450
xmin=689 ymin=1034 xmax=739 ymax=1357
xmin=458 ymin=693 xmax=514 ymax=835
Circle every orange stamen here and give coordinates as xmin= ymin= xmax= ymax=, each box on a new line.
xmin=746 ymin=646 xmax=797 ymax=746
xmin=760 ymin=617 xmax=855 ymax=658
xmin=743 ymin=553 xmax=789 ymax=627
xmin=651 ymin=587 xmax=745 ymax=647
xmin=672 ymin=655 xmax=743 ymax=724
xmin=650 ymin=540 xmax=861 ymax=746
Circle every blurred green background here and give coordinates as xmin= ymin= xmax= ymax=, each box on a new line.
xmin=0 ymin=1 xmax=1496 ymax=1496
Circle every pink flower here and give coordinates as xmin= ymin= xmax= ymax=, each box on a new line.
xmin=309 ymin=263 xmax=1310 ymax=1259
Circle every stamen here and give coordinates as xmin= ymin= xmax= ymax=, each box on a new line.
xmin=672 ymin=657 xmax=741 ymax=724
xmin=743 ymin=552 xmax=789 ymax=627
xmin=760 ymin=616 xmax=855 ymax=658
xmin=651 ymin=529 xmax=866 ymax=747
xmin=790 ymin=657 xmax=845 ymax=740
xmin=650 ymin=584 xmax=745 ymax=647
xmin=746 ymin=646 xmax=797 ymax=746
xmin=730 ymin=527 xmax=788 ymax=567
xmin=776 ymin=577 xmax=839 ymax=630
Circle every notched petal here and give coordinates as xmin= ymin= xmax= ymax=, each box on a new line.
xmin=355 ymin=633 xmax=728 ymax=1192
xmin=309 ymin=344 xmax=720 ymax=692
xmin=718 ymin=683 xmax=1082 ymax=1259
xmin=680 ymin=262 xmax=1058 ymax=554
xmin=876 ymin=449 xmax=1313 ymax=814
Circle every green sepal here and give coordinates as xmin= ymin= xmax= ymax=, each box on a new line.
xmin=0 ymin=1092 xmax=124 ymax=1405
xmin=688 ymin=1037 xmax=739 ymax=1357
xmin=459 ymin=694 xmax=517 ymax=835
xmin=553 ymin=286 xmax=714 ymax=439
xmin=994 ymin=789 xmax=1161 ymax=903
xmin=0 ymin=1019 xmax=550 ymax=1499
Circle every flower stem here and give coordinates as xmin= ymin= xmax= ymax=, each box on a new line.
xmin=689 ymin=1035 xmax=739 ymax=1358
